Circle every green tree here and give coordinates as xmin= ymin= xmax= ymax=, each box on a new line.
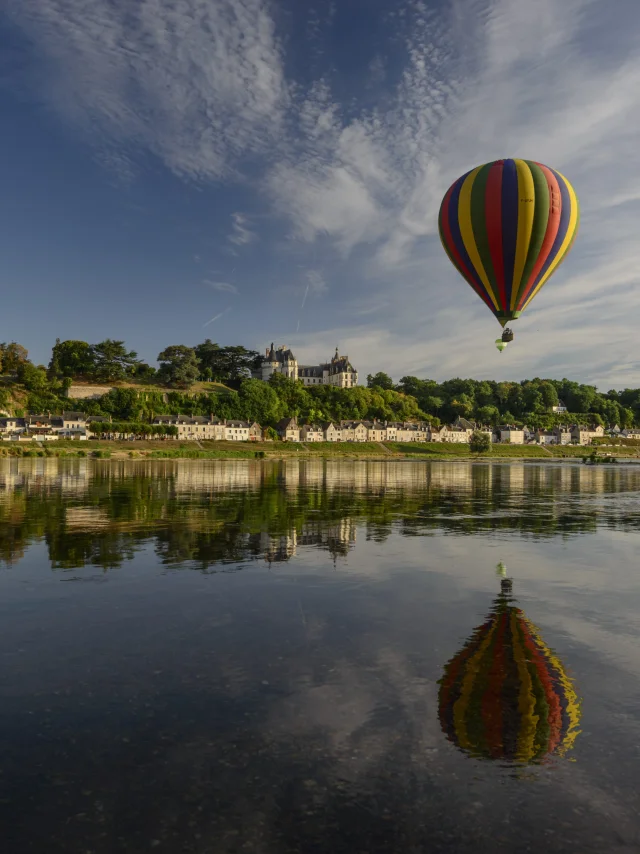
xmin=16 ymin=361 xmax=49 ymax=392
xmin=538 ymin=381 xmax=559 ymax=410
xmin=366 ymin=372 xmax=394 ymax=390
xmin=194 ymin=339 xmax=221 ymax=376
xmin=194 ymin=341 xmax=260 ymax=385
xmin=157 ymin=345 xmax=200 ymax=388
xmin=129 ymin=362 xmax=157 ymax=382
xmin=238 ymin=379 xmax=285 ymax=425
xmin=220 ymin=345 xmax=261 ymax=384
xmin=268 ymin=373 xmax=312 ymax=416
xmin=448 ymin=394 xmax=474 ymax=419
xmin=0 ymin=342 xmax=29 ymax=374
xmin=470 ymin=431 xmax=491 ymax=454
xmin=92 ymin=340 xmax=140 ymax=382
xmin=522 ymin=384 xmax=544 ymax=414
xmin=476 ymin=405 xmax=500 ymax=426
xmin=48 ymin=339 xmax=94 ymax=379
xmin=475 ymin=381 xmax=495 ymax=407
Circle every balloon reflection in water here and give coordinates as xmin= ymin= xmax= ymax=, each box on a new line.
xmin=438 ymin=578 xmax=581 ymax=764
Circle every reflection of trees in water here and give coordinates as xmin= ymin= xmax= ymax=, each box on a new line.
xmin=1 ymin=459 xmax=640 ymax=570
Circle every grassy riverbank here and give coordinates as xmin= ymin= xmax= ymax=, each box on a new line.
xmin=2 ymin=439 xmax=640 ymax=460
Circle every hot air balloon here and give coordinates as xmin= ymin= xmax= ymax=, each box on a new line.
xmin=495 ymin=339 xmax=507 ymax=353
xmin=438 ymin=578 xmax=581 ymax=764
xmin=438 ymin=159 xmax=580 ymax=347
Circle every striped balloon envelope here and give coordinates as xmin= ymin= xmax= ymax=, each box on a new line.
xmin=438 ymin=159 xmax=580 ymax=328
xmin=438 ymin=582 xmax=581 ymax=764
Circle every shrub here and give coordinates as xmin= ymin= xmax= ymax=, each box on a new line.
xmin=469 ymin=431 xmax=491 ymax=455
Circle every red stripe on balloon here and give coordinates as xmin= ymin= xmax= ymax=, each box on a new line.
xmin=520 ymin=619 xmax=563 ymax=753
xmin=485 ymin=160 xmax=506 ymax=312
xmin=516 ymin=162 xmax=562 ymax=310
xmin=482 ymin=611 xmax=507 ymax=758
xmin=440 ymin=185 xmax=494 ymax=311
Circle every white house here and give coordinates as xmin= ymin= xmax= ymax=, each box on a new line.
xmin=498 ymin=426 xmax=525 ymax=445
xmin=570 ymin=424 xmax=605 ymax=445
xmin=553 ymin=426 xmax=572 ymax=445
xmin=323 ymin=422 xmax=342 ymax=442
xmin=621 ymin=429 xmax=640 ymax=439
xmin=442 ymin=426 xmax=470 ymax=443
xmin=366 ymin=421 xmax=388 ymax=442
xmin=276 ymin=417 xmax=300 ymax=442
xmin=339 ymin=421 xmax=369 ymax=442
xmin=225 ymin=421 xmax=251 ymax=441
xmin=552 ymin=399 xmax=568 ymax=413
xmin=300 ymin=424 xmax=324 ymax=442
xmin=0 ymin=416 xmax=26 ymax=438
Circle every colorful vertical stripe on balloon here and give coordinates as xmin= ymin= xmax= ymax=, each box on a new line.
xmin=438 ymin=159 xmax=579 ymax=324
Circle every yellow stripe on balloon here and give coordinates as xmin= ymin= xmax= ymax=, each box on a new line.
xmin=522 ymin=173 xmax=579 ymax=311
xmin=523 ymin=617 xmax=582 ymax=756
xmin=511 ymin=611 xmax=538 ymax=763
xmin=458 ymin=167 xmax=500 ymax=312
xmin=510 ymin=160 xmax=536 ymax=311
xmin=452 ymin=618 xmax=499 ymax=752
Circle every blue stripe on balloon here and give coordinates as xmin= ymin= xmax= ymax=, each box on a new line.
xmin=447 ymin=171 xmax=488 ymax=300
xmin=531 ymin=169 xmax=571 ymax=290
xmin=501 ymin=159 xmax=518 ymax=309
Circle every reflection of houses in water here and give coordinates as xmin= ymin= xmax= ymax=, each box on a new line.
xmin=257 ymin=517 xmax=357 ymax=564
xmin=1 ymin=458 xmax=631 ymax=501
xmin=259 ymin=531 xmax=298 ymax=564
xmin=171 ymin=461 xmax=263 ymax=494
xmin=0 ymin=459 xmax=90 ymax=496
xmin=299 ymin=518 xmax=357 ymax=559
xmin=65 ymin=507 xmax=111 ymax=530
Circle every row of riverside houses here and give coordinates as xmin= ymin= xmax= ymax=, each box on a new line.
xmin=0 ymin=412 xmax=262 ymax=442
xmin=0 ymin=412 xmax=109 ymax=442
xmin=2 ymin=412 xmax=639 ymax=445
xmin=275 ymin=417 xmax=640 ymax=445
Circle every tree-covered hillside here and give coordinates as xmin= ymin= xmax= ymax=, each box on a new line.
xmin=2 ymin=339 xmax=640 ymax=428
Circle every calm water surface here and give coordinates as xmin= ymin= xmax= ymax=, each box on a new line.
xmin=1 ymin=458 xmax=640 ymax=853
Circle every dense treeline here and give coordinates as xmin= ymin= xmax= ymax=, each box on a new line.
xmin=2 ymin=339 xmax=640 ymax=428
xmin=368 ymin=372 xmax=640 ymax=428
xmin=25 ymin=377 xmax=427 ymax=427
xmin=43 ymin=337 xmax=261 ymax=387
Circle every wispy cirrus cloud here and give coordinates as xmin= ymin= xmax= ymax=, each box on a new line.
xmin=228 ymin=213 xmax=255 ymax=247
xmin=305 ymin=269 xmax=328 ymax=296
xmin=203 ymin=307 xmax=231 ymax=328
xmin=4 ymin=0 xmax=289 ymax=180
xmin=204 ymin=279 xmax=239 ymax=295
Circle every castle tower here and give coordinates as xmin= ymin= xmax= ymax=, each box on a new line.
xmin=261 ymin=343 xmax=279 ymax=381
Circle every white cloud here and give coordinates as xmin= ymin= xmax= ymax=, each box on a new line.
xmin=204 ymin=279 xmax=239 ymax=295
xmin=4 ymin=0 xmax=288 ymax=180
xmin=203 ymin=307 xmax=231 ymax=327
xmin=305 ymin=269 xmax=328 ymax=296
xmin=228 ymin=212 xmax=255 ymax=247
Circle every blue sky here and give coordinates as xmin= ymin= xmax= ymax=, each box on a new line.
xmin=1 ymin=0 xmax=640 ymax=387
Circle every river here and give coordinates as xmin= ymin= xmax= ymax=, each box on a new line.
xmin=1 ymin=458 xmax=640 ymax=853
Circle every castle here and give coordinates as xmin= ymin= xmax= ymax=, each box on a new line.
xmin=253 ymin=344 xmax=358 ymax=388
